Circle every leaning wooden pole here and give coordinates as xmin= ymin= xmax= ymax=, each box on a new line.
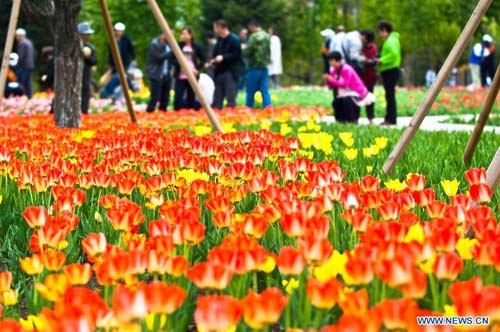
xmin=383 ymin=0 xmax=493 ymax=175
xmin=463 ymin=62 xmax=500 ymax=164
xmin=0 ymin=0 xmax=22 ymax=107
xmin=146 ymin=0 xmax=223 ymax=132
xmin=486 ymin=148 xmax=500 ymax=192
xmin=98 ymin=0 xmax=137 ymax=123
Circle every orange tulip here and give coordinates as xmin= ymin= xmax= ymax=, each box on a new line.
xmin=276 ymin=246 xmax=306 ymax=276
xmin=0 ymin=271 xmax=12 ymax=292
xmin=376 ymin=254 xmax=414 ymax=287
xmin=426 ymin=200 xmax=447 ymax=219
xmin=374 ymin=298 xmax=419 ymax=331
xmin=19 ymin=254 xmax=44 ymax=275
xmin=82 ymin=232 xmax=107 ymax=262
xmin=412 ymin=188 xmax=435 ymax=207
xmin=42 ymin=250 xmax=66 ymax=271
xmin=187 ymin=262 xmax=233 ymax=290
xmin=399 ymin=268 xmax=427 ymax=299
xmin=242 ymin=288 xmax=287 ymax=329
xmin=0 ymin=319 xmax=23 ymax=332
xmin=338 ymin=288 xmax=370 ymax=317
xmin=298 ymin=235 xmax=333 ymax=265
xmin=377 ymin=201 xmax=400 ymax=221
xmin=306 ymin=277 xmax=342 ymax=309
xmin=106 ymin=199 xmax=145 ymax=231
xmin=194 ymin=295 xmax=242 ymax=332
xmin=36 ymin=273 xmax=69 ymax=303
xmin=23 ymin=206 xmax=50 ymax=228
xmin=449 ymin=277 xmax=483 ymax=317
xmin=143 ymin=281 xmax=186 ymax=315
xmin=432 ymin=252 xmax=463 ymax=281
xmin=165 ymin=255 xmax=189 ymax=277
xmin=405 ymin=174 xmax=426 ymax=191
xmin=361 ymin=175 xmax=379 ymax=192
xmin=63 ymin=263 xmax=93 ymax=285
xmin=111 ymin=284 xmax=147 ymax=322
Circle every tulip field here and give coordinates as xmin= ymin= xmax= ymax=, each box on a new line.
xmin=0 ymin=92 xmax=499 ymax=332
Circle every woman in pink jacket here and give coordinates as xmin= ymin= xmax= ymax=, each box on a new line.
xmin=323 ymin=51 xmax=375 ymax=106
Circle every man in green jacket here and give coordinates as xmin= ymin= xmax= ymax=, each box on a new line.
xmin=377 ymin=21 xmax=401 ymax=125
xmin=245 ymin=19 xmax=272 ymax=108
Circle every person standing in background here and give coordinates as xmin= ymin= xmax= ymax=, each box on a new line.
xmin=244 ymin=19 xmax=271 ymax=108
xmin=468 ymin=37 xmax=489 ymax=90
xmin=359 ymin=29 xmax=378 ymax=124
xmin=15 ymin=28 xmax=35 ymax=99
xmin=78 ymin=23 xmax=98 ymax=115
xmin=238 ymin=28 xmax=249 ymax=91
xmin=145 ymin=32 xmax=173 ymax=112
xmin=210 ymin=19 xmax=243 ymax=110
xmin=481 ymin=34 xmax=495 ymax=87
xmin=377 ymin=20 xmax=401 ymax=125
xmin=109 ymin=22 xmax=135 ymax=73
xmin=205 ymin=31 xmax=217 ymax=78
xmin=321 ymin=28 xmax=336 ymax=74
xmin=268 ymin=27 xmax=282 ymax=89
xmin=172 ymin=27 xmax=205 ymax=111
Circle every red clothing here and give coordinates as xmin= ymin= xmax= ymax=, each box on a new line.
xmin=361 ymin=42 xmax=378 ymax=88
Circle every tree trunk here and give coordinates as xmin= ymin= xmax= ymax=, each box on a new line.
xmin=53 ymin=0 xmax=82 ymax=128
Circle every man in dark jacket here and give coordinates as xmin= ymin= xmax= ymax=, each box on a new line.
xmin=15 ymin=28 xmax=35 ymax=98
xmin=78 ymin=23 xmax=98 ymax=114
xmin=145 ymin=32 xmax=172 ymax=112
xmin=109 ymin=22 xmax=135 ymax=73
xmin=210 ymin=19 xmax=243 ymax=109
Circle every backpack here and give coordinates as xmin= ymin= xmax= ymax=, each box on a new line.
xmin=341 ymin=38 xmax=365 ymax=76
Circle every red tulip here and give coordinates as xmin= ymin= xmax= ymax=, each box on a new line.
xmin=464 ymin=167 xmax=487 ymax=185
xmin=470 ymin=183 xmax=492 ymax=204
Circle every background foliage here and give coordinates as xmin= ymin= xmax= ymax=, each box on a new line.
xmin=2 ymin=0 xmax=500 ymax=86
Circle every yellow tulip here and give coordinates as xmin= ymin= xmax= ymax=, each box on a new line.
xmin=194 ymin=125 xmax=212 ymax=136
xmin=384 ymin=179 xmax=407 ymax=192
xmin=339 ymin=132 xmax=354 ymax=147
xmin=404 ymin=223 xmax=425 ymax=244
xmin=260 ymin=119 xmax=272 ymax=131
xmin=260 ymin=256 xmax=276 ymax=273
xmin=282 ymin=278 xmax=300 ymax=294
xmin=343 ymin=148 xmax=358 ymax=161
xmin=418 ymin=254 xmax=436 ymax=274
xmin=280 ymin=123 xmax=292 ymax=136
xmin=441 ymin=179 xmax=460 ymax=197
xmin=375 ymin=136 xmax=389 ymax=149
xmin=456 ymin=238 xmax=478 ymax=260
xmin=314 ymin=250 xmax=348 ymax=283
xmin=366 ymin=166 xmax=373 ymax=173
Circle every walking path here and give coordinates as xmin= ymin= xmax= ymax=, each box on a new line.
xmin=318 ymin=114 xmax=500 ymax=133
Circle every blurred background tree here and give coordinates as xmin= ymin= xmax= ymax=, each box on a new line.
xmin=2 ymin=0 xmax=500 ymax=88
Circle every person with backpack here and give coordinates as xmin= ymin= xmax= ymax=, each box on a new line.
xmin=244 ymin=19 xmax=272 ymax=108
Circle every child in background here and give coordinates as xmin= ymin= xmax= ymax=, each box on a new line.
xmin=323 ymin=51 xmax=375 ymax=107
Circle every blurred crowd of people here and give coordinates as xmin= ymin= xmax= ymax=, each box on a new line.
xmin=321 ymin=21 xmax=401 ymax=125
xmin=2 ymin=18 xmax=283 ymax=115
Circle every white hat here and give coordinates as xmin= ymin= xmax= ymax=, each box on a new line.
xmin=114 ymin=22 xmax=126 ymax=31
xmin=320 ymin=28 xmax=335 ymax=38
xmin=16 ymin=28 xmax=26 ymax=36
xmin=483 ymin=34 xmax=493 ymax=43
xmin=9 ymin=53 xmax=19 ymax=67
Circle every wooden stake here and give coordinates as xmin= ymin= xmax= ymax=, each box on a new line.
xmin=486 ymin=148 xmax=500 ymax=192
xmin=0 ymin=0 xmax=22 ymax=106
xmin=383 ymin=0 xmax=493 ymax=175
xmin=146 ymin=0 xmax=223 ymax=132
xmin=463 ymin=62 xmax=500 ymax=163
xmin=98 ymin=0 xmax=137 ymax=123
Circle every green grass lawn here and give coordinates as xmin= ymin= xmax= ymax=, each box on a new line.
xmin=235 ymin=86 xmax=500 ymax=119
